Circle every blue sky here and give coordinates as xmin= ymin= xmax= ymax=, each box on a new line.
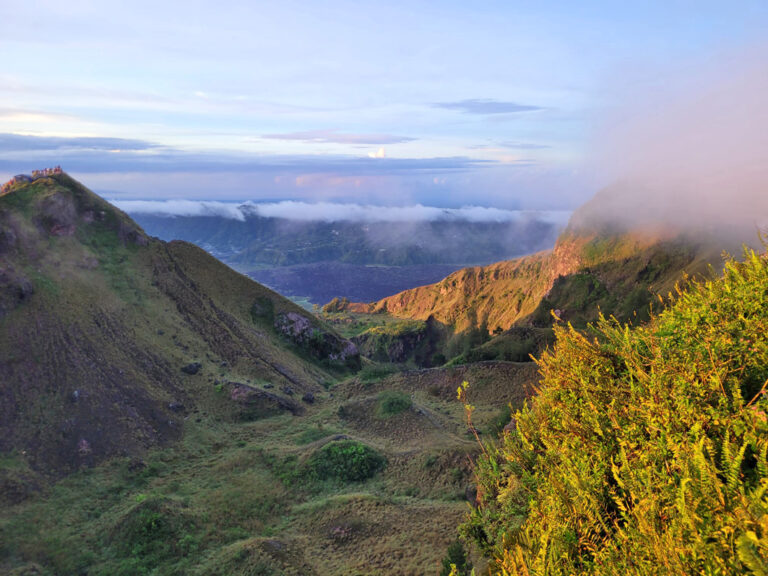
xmin=1 ymin=1 xmax=766 ymax=208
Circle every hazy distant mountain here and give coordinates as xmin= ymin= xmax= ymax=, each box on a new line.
xmin=129 ymin=207 xmax=565 ymax=268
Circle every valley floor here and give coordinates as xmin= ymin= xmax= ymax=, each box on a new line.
xmin=0 ymin=361 xmax=536 ymax=575
xmin=245 ymin=262 xmax=471 ymax=306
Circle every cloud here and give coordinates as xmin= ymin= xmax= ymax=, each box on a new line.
xmin=497 ymin=141 xmax=551 ymax=150
xmin=0 ymin=133 xmax=590 ymax=210
xmin=433 ymin=99 xmax=544 ymax=115
xmin=115 ymin=199 xmax=248 ymax=220
xmin=0 ymin=108 xmax=76 ymax=124
xmin=0 ymin=133 xmax=160 ymax=152
xmin=0 ymin=132 xmax=485 ymax=176
xmin=115 ymin=199 xmax=572 ymax=224
xmin=586 ymin=43 xmax=768 ymax=239
xmin=368 ymin=147 xmax=386 ymax=159
xmin=468 ymin=141 xmax=551 ymax=151
xmin=262 ymin=129 xmax=416 ymax=145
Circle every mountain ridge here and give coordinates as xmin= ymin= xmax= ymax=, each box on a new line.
xmin=341 ymin=190 xmax=731 ymax=333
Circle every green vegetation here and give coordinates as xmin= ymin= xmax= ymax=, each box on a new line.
xmin=306 ymin=440 xmax=386 ymax=482
xmin=463 ymin=248 xmax=768 ymax=575
xmin=358 ymin=362 xmax=403 ymax=382
xmin=375 ymin=390 xmax=412 ymax=417
xmin=440 ymin=539 xmax=473 ymax=576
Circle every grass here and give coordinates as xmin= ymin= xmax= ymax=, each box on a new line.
xmin=320 ymin=310 xmax=421 ymax=340
xmin=0 ymin=351 xmax=539 ymax=575
xmin=375 ymin=390 xmax=412 ymax=418
xmin=358 ymin=362 xmax=403 ymax=382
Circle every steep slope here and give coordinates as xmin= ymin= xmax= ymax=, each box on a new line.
xmin=347 ymin=189 xmax=730 ymax=333
xmin=347 ymin=252 xmax=552 ymax=333
xmin=0 ymin=173 xmax=358 ymax=477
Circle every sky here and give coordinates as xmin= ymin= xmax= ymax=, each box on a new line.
xmin=1 ymin=1 xmax=767 ymax=209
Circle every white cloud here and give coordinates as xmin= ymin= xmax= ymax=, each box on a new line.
xmin=114 ymin=199 xmax=248 ymax=221
xmin=114 ymin=198 xmax=571 ymax=224
xmin=367 ymin=147 xmax=386 ymax=159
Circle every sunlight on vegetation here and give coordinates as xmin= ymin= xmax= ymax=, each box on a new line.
xmin=462 ymin=248 xmax=768 ymax=575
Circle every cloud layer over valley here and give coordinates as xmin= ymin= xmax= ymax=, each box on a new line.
xmin=116 ymin=199 xmax=572 ymax=225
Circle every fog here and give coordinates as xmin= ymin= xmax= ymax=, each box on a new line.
xmin=115 ymin=199 xmax=571 ymax=225
xmin=585 ymin=43 xmax=768 ymax=237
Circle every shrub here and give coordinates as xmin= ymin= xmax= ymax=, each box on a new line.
xmin=307 ymin=440 xmax=385 ymax=482
xmin=375 ymin=390 xmax=411 ymax=418
xmin=462 ymin=248 xmax=768 ymax=575
xmin=111 ymin=497 xmax=196 ymax=571
xmin=440 ymin=539 xmax=472 ymax=576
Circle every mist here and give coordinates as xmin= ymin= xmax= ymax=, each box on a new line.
xmin=586 ymin=43 xmax=768 ymax=237
xmin=115 ymin=199 xmax=571 ymax=225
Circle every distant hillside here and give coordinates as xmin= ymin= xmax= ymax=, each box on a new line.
xmin=344 ymin=190 xmax=732 ymax=333
xmin=130 ymin=209 xmax=563 ymax=268
xmin=0 ymin=173 xmax=359 ymax=477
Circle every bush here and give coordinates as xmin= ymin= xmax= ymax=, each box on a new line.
xmin=463 ymin=249 xmax=768 ymax=575
xmin=440 ymin=540 xmax=472 ymax=576
xmin=375 ymin=390 xmax=411 ymax=418
xmin=307 ymin=440 xmax=385 ymax=482
xmin=111 ymin=497 xmax=196 ymax=571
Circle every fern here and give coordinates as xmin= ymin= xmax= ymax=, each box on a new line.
xmin=462 ymin=248 xmax=768 ymax=575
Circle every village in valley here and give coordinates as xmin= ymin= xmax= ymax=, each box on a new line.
xmin=0 ymin=166 xmax=63 ymax=196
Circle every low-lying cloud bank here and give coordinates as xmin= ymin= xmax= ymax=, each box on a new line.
xmin=114 ymin=199 xmax=572 ymax=224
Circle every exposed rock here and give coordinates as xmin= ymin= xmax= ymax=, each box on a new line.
xmin=181 ymin=362 xmax=202 ymax=375
xmin=50 ymin=223 xmax=75 ymax=236
xmin=0 ymin=226 xmax=17 ymax=253
xmin=282 ymin=386 xmax=294 ymax=396
xmin=38 ymin=191 xmax=77 ymax=237
xmin=329 ymin=524 xmax=354 ymax=542
xmin=228 ymin=383 xmax=303 ymax=416
xmin=77 ymin=438 xmax=92 ymax=457
xmin=274 ymin=311 xmax=361 ymax=369
xmin=168 ymin=401 xmax=185 ymax=412
xmin=128 ymin=459 xmax=146 ymax=472
xmin=0 ymin=267 xmax=34 ymax=317
xmin=77 ymin=257 xmax=99 ymax=269
xmin=302 ymin=392 xmax=315 ymax=404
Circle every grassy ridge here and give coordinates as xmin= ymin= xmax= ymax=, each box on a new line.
xmin=0 ymin=174 xmax=364 ymax=477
